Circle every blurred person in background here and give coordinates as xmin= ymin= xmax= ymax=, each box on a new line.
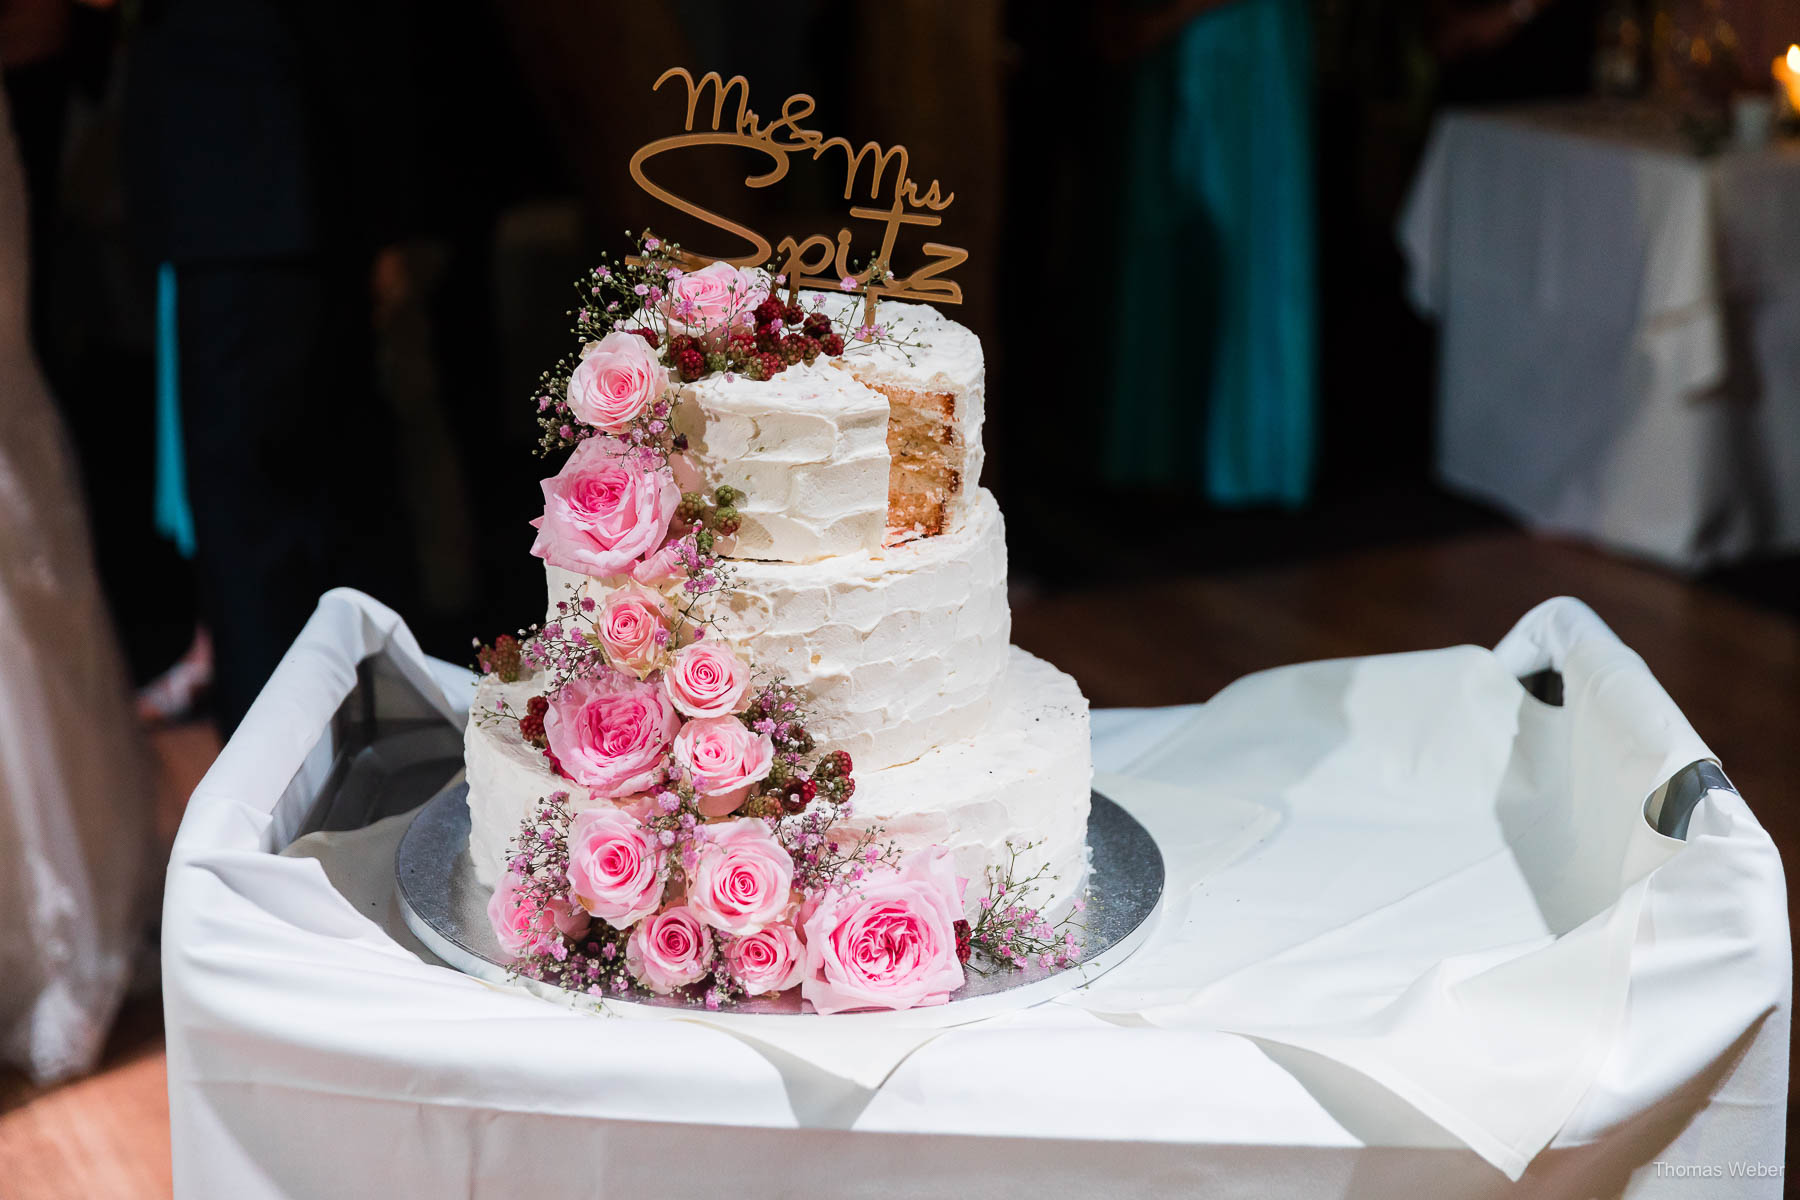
xmin=124 ymin=0 xmax=421 ymax=732
xmin=0 ymin=58 xmax=153 ymax=1084
xmin=1099 ymin=0 xmax=1318 ymax=509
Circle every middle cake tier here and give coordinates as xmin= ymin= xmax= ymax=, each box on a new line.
xmin=545 ymin=487 xmax=1011 ymax=773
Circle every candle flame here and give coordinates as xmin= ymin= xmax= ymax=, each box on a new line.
xmin=1788 ymin=44 xmax=1800 ymax=71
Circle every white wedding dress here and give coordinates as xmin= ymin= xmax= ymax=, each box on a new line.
xmin=0 ymin=79 xmax=153 ymax=1083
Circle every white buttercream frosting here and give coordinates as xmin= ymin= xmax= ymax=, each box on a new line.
xmin=463 ymin=647 xmax=1092 ymax=916
xmin=546 ymin=487 xmax=1011 ymax=773
xmin=665 ymin=294 xmax=986 ymax=563
xmin=674 ymin=361 xmax=889 ymax=563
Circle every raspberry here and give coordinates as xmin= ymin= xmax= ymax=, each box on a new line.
xmin=518 ymin=713 xmax=547 ymax=748
xmin=954 ymin=919 xmax=972 ymax=964
xmin=781 ymin=302 xmax=803 ymax=325
xmin=820 ymin=333 xmax=845 ymax=357
xmin=713 ymin=505 xmax=742 ymax=536
xmin=677 ymin=492 xmax=709 ymax=522
xmin=802 ymin=312 xmax=831 ymax=338
xmin=799 ymin=335 xmax=822 ymax=364
xmin=755 ymin=330 xmax=780 ymax=354
xmin=665 ymin=333 xmax=695 ymax=358
xmin=753 ymin=298 xmax=783 ymax=327
xmin=478 ymin=634 xmax=521 ymax=683
xmin=728 ymin=330 xmax=756 ymax=354
xmin=779 ymin=335 xmax=807 ymax=365
xmin=526 ymin=695 xmax=549 ymax=716
xmin=742 ymin=794 xmax=782 ymax=819
xmin=818 ymin=749 xmax=853 ymax=779
xmin=677 ymin=348 xmax=705 ymax=381
xmin=798 ymin=778 xmax=818 ymax=805
xmin=628 ymin=327 xmax=660 ymax=350
xmin=754 ymin=352 xmax=783 ymax=380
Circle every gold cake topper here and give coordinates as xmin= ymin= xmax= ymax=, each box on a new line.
xmin=629 ymin=67 xmax=966 ymax=306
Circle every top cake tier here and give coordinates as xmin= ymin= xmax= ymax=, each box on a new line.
xmin=674 ymin=294 xmax=985 ymax=563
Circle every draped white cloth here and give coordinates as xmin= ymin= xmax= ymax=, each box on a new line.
xmin=0 ymin=76 xmax=154 ymax=1083
xmin=1400 ymin=103 xmax=1800 ymax=569
xmin=162 ymin=590 xmax=1787 ymax=1197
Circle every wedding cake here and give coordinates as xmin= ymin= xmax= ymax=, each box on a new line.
xmin=463 ymin=244 xmax=1092 ymax=1011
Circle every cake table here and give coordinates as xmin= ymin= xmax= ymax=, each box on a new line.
xmin=160 ymin=590 xmax=1788 ymax=1198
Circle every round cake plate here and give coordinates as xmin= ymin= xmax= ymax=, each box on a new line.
xmin=396 ymin=783 xmax=1164 ymax=1029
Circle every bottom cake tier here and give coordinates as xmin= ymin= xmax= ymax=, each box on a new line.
xmin=463 ymin=646 xmax=1093 ymax=918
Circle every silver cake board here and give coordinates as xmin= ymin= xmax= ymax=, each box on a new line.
xmin=396 ymin=782 xmax=1164 ymax=1028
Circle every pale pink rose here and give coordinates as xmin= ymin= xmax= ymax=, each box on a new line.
xmin=672 ymin=716 xmax=774 ymax=816
xmin=800 ymin=851 xmax=967 ymax=1014
xmin=565 ymin=807 xmax=666 ymax=928
xmin=530 ymin=436 xmax=679 ymax=579
xmin=625 ymin=905 xmax=715 ymax=994
xmin=566 ymin=331 xmax=669 ymax=432
xmin=597 ymin=582 xmax=672 ymax=678
xmin=487 ymin=874 xmax=590 ymax=958
xmin=544 ymin=669 xmax=680 ymax=797
xmin=722 ymin=922 xmax=806 ymax=996
xmin=660 ymin=262 xmax=767 ymax=343
xmin=630 ymin=536 xmax=689 ymax=588
xmin=664 ymin=640 xmax=752 ymax=719
xmin=687 ymin=818 xmax=795 ymax=934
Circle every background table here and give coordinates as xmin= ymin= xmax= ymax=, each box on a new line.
xmin=161 ymin=591 xmax=1788 ymax=1198
xmin=1400 ymin=103 xmax=1800 ymax=570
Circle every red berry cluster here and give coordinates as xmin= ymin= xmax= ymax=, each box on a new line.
xmin=661 ymin=296 xmax=850 ymax=386
xmin=953 ymin=919 xmax=972 ymax=964
xmin=518 ymin=695 xmax=549 ymax=748
xmin=477 ymin=634 xmax=522 ymax=683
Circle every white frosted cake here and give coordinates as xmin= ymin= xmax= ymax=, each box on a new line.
xmin=466 ymin=250 xmax=1092 ymax=1009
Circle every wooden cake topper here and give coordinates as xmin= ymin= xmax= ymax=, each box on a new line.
xmin=628 ymin=67 xmax=966 ymax=306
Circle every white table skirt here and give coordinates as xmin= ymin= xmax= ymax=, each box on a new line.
xmin=162 ymin=590 xmax=1788 ymax=1198
xmin=1401 ymin=104 xmax=1800 ymax=570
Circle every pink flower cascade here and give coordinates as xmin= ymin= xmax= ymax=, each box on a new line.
xmin=674 ymin=716 xmax=775 ymax=817
xmin=530 ymin=436 xmax=678 ymax=580
xmin=566 ymin=331 xmax=668 ymax=433
xmin=658 ymin=261 xmax=767 ymax=344
xmin=543 ymin=671 xmax=680 ymax=796
xmin=488 ymin=873 xmax=590 ymax=959
xmin=799 ymin=852 xmax=968 ymax=1015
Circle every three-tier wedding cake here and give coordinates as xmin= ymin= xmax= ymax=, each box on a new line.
xmin=463 ymin=245 xmax=1091 ymax=1012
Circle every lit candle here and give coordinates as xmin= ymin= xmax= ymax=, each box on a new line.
xmin=1775 ymin=45 xmax=1800 ymax=117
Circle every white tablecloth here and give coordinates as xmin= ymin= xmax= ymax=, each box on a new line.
xmin=1400 ymin=104 xmax=1800 ymax=569
xmin=163 ymin=590 xmax=1788 ymax=1197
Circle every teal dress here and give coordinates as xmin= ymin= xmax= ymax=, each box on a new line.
xmin=1104 ymin=0 xmax=1317 ymax=505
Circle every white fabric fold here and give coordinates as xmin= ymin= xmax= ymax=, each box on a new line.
xmin=164 ymin=590 xmax=1788 ymax=1197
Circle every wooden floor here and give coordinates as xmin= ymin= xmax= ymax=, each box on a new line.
xmin=2 ymin=528 xmax=1794 ymax=1198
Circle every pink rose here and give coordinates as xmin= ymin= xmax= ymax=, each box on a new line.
xmin=660 ymin=262 xmax=767 ymax=344
xmin=631 ymin=536 xmax=690 ymax=588
xmin=487 ymin=874 xmax=590 ymax=958
xmin=597 ymin=582 xmax=671 ymax=678
xmin=544 ymin=669 xmax=680 ymax=797
xmin=530 ymin=436 xmax=679 ymax=580
xmin=565 ymin=807 xmax=667 ymax=928
xmin=722 ymin=923 xmax=806 ymax=996
xmin=799 ymin=852 xmax=967 ymax=1014
xmin=625 ymin=905 xmax=715 ymax=994
xmin=566 ymin=331 xmax=669 ymax=433
xmin=664 ymin=640 xmax=752 ymax=719
xmin=687 ymin=818 xmax=794 ymax=934
xmin=673 ymin=716 xmax=774 ymax=817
